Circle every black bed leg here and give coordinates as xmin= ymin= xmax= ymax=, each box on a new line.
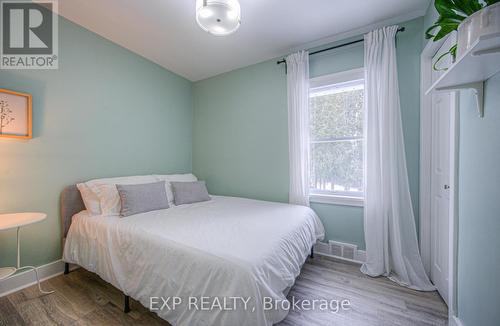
xmin=124 ymin=295 xmax=131 ymax=313
xmin=64 ymin=263 xmax=70 ymax=275
xmin=310 ymin=247 xmax=314 ymax=258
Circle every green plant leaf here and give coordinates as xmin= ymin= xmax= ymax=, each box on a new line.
xmin=435 ymin=0 xmax=459 ymax=16
xmin=435 ymin=16 xmax=462 ymax=26
xmin=425 ymin=23 xmax=440 ymax=39
xmin=433 ymin=50 xmax=452 ymax=71
xmin=437 ymin=9 xmax=466 ymax=22
xmin=430 ymin=0 xmax=466 ymax=40
xmin=433 ymin=21 xmax=459 ymax=41
xmin=449 ymin=44 xmax=458 ymax=58
xmin=428 ymin=0 xmax=494 ymax=43
xmin=452 ymin=0 xmax=483 ymax=16
xmin=426 ymin=16 xmax=462 ymax=40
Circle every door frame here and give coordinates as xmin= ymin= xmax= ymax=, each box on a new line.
xmin=420 ymin=35 xmax=459 ymax=322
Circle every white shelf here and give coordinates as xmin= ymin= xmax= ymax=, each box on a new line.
xmin=426 ymin=32 xmax=500 ymax=117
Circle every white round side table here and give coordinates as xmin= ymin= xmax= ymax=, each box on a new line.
xmin=0 ymin=212 xmax=54 ymax=294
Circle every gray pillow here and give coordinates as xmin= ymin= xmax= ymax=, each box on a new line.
xmin=116 ymin=181 xmax=169 ymax=217
xmin=171 ymin=181 xmax=211 ymax=205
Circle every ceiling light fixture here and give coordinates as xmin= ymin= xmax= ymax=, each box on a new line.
xmin=196 ymin=0 xmax=241 ymax=36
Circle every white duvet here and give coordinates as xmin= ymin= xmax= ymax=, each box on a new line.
xmin=63 ymin=196 xmax=325 ymax=326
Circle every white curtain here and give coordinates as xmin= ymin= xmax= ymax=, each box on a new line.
xmin=286 ymin=51 xmax=310 ymax=206
xmin=361 ymin=26 xmax=434 ymax=291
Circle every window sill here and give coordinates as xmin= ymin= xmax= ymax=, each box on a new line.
xmin=309 ymin=194 xmax=364 ymax=207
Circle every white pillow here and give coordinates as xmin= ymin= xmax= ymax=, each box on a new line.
xmin=155 ymin=174 xmax=198 ymax=206
xmin=82 ymin=175 xmax=158 ymax=216
xmin=76 ymin=183 xmax=101 ymax=216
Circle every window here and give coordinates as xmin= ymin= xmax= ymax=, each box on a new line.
xmin=309 ymin=69 xmax=364 ymax=205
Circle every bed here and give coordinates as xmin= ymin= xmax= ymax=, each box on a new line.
xmin=61 ymin=185 xmax=325 ymax=326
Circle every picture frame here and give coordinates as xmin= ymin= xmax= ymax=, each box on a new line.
xmin=0 ymin=89 xmax=32 ymax=139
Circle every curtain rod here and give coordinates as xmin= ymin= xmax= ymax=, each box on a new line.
xmin=276 ymin=27 xmax=405 ymax=66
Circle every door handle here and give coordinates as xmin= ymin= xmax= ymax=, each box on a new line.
xmin=444 ymin=185 xmax=450 ymax=190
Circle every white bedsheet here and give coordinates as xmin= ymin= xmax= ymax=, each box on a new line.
xmin=63 ymin=196 xmax=324 ymax=326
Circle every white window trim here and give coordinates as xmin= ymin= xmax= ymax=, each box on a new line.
xmin=310 ymin=68 xmax=365 ymax=89
xmin=309 ymin=68 xmax=366 ymax=207
xmin=309 ymin=193 xmax=364 ymax=207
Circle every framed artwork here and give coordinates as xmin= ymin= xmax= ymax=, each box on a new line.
xmin=0 ymin=89 xmax=32 ymax=139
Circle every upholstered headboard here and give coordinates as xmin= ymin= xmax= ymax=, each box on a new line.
xmin=60 ymin=185 xmax=85 ymax=238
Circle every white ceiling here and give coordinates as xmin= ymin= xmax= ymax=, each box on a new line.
xmin=57 ymin=0 xmax=430 ymax=81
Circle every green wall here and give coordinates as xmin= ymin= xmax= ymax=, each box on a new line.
xmin=193 ymin=60 xmax=288 ymax=204
xmin=193 ymin=18 xmax=424 ymax=250
xmin=0 ymin=18 xmax=193 ymax=268
xmin=457 ymin=73 xmax=500 ymax=326
xmin=424 ymin=2 xmax=500 ymax=324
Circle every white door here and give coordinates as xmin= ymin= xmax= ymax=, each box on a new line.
xmin=429 ymin=38 xmax=454 ymax=306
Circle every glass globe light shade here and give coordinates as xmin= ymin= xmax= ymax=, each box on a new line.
xmin=196 ymin=0 xmax=241 ymax=36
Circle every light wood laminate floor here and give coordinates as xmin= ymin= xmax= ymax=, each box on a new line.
xmin=0 ymin=256 xmax=448 ymax=326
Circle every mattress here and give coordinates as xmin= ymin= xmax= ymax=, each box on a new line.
xmin=63 ymin=195 xmax=325 ymax=326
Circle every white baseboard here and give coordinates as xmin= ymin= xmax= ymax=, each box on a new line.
xmin=449 ymin=315 xmax=465 ymax=326
xmin=0 ymin=259 xmax=67 ymax=297
xmin=314 ymin=250 xmax=366 ymax=264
